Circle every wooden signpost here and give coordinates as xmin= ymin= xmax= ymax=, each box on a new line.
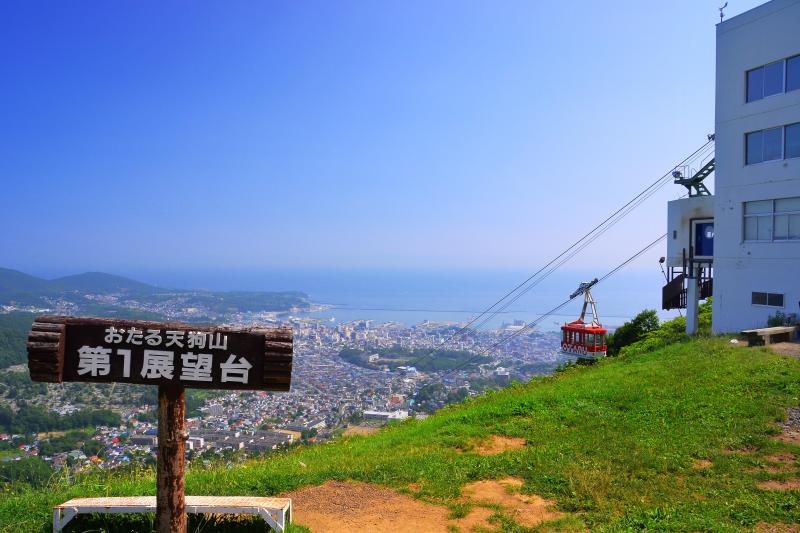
xmin=27 ymin=315 xmax=293 ymax=533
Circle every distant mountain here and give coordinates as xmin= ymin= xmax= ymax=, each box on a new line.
xmin=51 ymin=271 xmax=161 ymax=295
xmin=0 ymin=268 xmax=54 ymax=296
xmin=0 ymin=267 xmax=310 ymax=318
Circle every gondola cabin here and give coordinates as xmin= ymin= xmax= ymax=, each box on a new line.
xmin=561 ymin=322 xmax=607 ymax=357
xmin=561 ymin=279 xmax=607 ymax=358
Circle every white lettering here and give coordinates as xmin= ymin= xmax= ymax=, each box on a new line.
xmin=77 ymin=346 xmax=112 ymax=377
xmin=219 ymin=354 xmax=252 ymax=384
xmin=141 ymin=350 xmax=174 ymax=379
xmin=179 ymin=352 xmax=213 ymax=382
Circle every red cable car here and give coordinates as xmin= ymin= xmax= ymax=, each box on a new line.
xmin=561 ymin=279 xmax=607 ymax=358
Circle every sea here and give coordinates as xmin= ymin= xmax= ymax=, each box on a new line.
xmin=128 ymin=267 xmax=680 ymax=332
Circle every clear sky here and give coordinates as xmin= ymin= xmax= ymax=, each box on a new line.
xmin=0 ymin=0 xmax=765 ymax=275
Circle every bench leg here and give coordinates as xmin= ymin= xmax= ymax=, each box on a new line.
xmin=53 ymin=508 xmax=77 ymax=533
xmin=257 ymin=509 xmax=281 ymax=531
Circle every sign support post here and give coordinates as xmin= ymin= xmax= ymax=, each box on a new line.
xmin=157 ymin=384 xmax=186 ymax=533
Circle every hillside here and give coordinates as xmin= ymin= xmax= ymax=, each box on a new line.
xmin=0 ymin=267 xmax=310 ymax=323
xmin=1 ymin=335 xmax=799 ymax=532
xmin=0 ymin=312 xmax=35 ymax=368
xmin=50 ymin=271 xmax=161 ymax=295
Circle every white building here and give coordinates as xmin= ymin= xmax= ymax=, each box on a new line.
xmin=666 ymin=0 xmax=800 ymax=333
xmin=714 ymin=0 xmax=800 ymax=332
xmin=362 ymin=410 xmax=409 ymax=421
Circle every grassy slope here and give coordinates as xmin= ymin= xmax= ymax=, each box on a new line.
xmin=2 ymin=337 xmax=799 ymax=532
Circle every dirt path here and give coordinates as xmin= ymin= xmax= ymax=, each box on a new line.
xmin=769 ymin=342 xmax=800 ymax=359
xmin=284 ymin=477 xmax=566 ymax=532
xmin=285 ymin=481 xmax=453 ymax=533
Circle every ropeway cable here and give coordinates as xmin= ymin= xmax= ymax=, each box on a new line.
xmin=420 ymin=233 xmax=667 ymax=382
xmin=404 ymin=139 xmax=713 ymax=370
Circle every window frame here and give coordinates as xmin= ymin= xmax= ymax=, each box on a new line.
xmin=751 ymin=291 xmax=785 ymax=308
xmin=745 ymin=53 xmax=800 ymax=103
xmin=745 ymin=123 xmax=800 ymax=165
xmin=786 ymin=122 xmax=800 ymax=160
xmin=743 ymin=196 xmax=800 ymax=242
xmin=787 ymin=54 xmax=800 ymax=93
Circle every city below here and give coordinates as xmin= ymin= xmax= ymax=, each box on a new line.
xmin=0 ymin=271 xmax=575 ymax=475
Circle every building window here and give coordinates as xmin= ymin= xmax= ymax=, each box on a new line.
xmin=788 ymin=55 xmax=800 ymax=92
xmin=745 ymin=123 xmax=800 ymax=164
xmin=763 ymin=61 xmax=785 ymax=97
xmin=743 ymin=197 xmax=800 ymax=241
xmin=747 ymin=67 xmax=764 ymax=102
xmin=786 ymin=123 xmax=800 ymax=159
xmin=752 ymin=292 xmax=784 ymax=307
xmin=746 ymin=127 xmax=783 ymax=164
xmin=747 ymin=54 xmax=800 ymax=102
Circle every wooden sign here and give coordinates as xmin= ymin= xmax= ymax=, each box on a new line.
xmin=27 ymin=315 xmax=294 ymax=533
xmin=27 ymin=316 xmax=292 ymax=391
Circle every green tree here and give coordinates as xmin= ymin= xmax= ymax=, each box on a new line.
xmin=83 ymin=440 xmax=105 ymax=457
xmin=607 ymin=309 xmax=660 ymax=356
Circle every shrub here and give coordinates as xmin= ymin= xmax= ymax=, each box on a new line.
xmin=767 ymin=310 xmax=788 ymax=327
xmin=619 ymin=299 xmax=712 ymax=358
xmin=606 ymin=309 xmax=660 ymax=356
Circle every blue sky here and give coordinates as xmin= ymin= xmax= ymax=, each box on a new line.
xmin=0 ymin=1 xmax=764 ymax=275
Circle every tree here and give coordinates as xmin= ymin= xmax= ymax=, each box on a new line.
xmin=83 ymin=440 xmax=105 ymax=457
xmin=607 ymin=309 xmax=660 ymax=356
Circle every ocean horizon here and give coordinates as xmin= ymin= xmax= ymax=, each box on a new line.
xmin=85 ymin=267 xmax=681 ymax=332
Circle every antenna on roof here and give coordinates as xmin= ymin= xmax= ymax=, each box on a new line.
xmin=719 ymin=2 xmax=728 ymax=23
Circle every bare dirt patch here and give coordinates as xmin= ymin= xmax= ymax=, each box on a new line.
xmin=471 ymin=435 xmax=527 ymax=456
xmin=766 ymin=452 xmax=797 ymax=465
xmin=691 ymin=459 xmax=712 ymax=470
xmin=769 ymin=342 xmax=800 ymax=359
xmin=755 ymin=523 xmax=800 ymax=533
xmin=451 ymin=507 xmax=496 ymax=532
xmin=285 ymin=480 xmax=452 ymax=532
xmin=343 ymin=425 xmax=380 ymax=437
xmin=757 ymin=479 xmax=800 ymax=491
xmin=461 ymin=477 xmax=563 ymax=528
xmin=721 ymin=446 xmax=758 ymax=455
xmin=774 ymin=407 xmax=800 ymax=445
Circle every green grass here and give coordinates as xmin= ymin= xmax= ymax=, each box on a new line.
xmin=2 ymin=337 xmax=799 ymax=532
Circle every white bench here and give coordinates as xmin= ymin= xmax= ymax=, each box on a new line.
xmin=53 ymin=496 xmax=291 ymax=532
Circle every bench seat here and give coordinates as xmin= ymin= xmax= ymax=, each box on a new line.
xmin=53 ymin=495 xmax=291 ymax=532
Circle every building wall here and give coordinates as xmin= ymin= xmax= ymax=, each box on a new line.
xmin=713 ymin=0 xmax=800 ymax=332
xmin=666 ymin=196 xmax=715 ymax=267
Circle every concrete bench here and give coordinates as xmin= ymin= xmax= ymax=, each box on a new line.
xmin=53 ymin=496 xmax=291 ymax=532
xmin=740 ymin=326 xmax=797 ymax=347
